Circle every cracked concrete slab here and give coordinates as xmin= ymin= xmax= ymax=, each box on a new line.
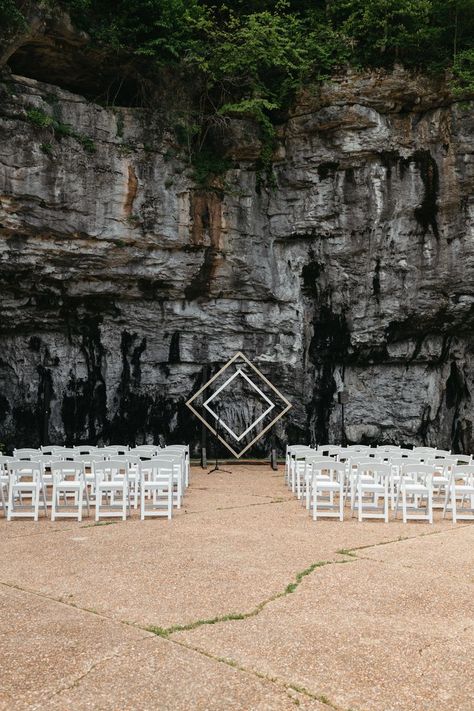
xmin=0 ymin=465 xmax=471 ymax=710
xmin=175 ymin=533 xmax=474 ymax=710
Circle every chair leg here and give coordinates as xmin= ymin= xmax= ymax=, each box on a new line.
xmin=358 ymin=483 xmax=363 ymax=522
xmin=140 ymin=485 xmax=145 ymax=520
xmin=7 ymin=484 xmax=13 ymax=522
xmin=51 ymin=485 xmax=57 ymax=522
xmin=428 ymin=488 xmax=433 ymax=524
xmin=78 ymin=487 xmax=83 ymax=522
xmin=384 ymin=486 xmax=389 ymax=523
xmin=167 ymin=481 xmax=173 ymax=520
xmin=339 ymin=484 xmax=344 ymax=521
xmin=34 ymin=485 xmax=40 ymax=522
xmin=95 ymin=489 xmax=100 ymax=521
xmin=451 ymin=486 xmax=457 ymax=524
xmin=402 ymin=489 xmax=407 ymax=524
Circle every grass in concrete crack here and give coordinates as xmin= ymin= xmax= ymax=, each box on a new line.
xmin=336 ymin=548 xmax=357 ymax=557
xmin=147 ymin=559 xmax=338 ymax=638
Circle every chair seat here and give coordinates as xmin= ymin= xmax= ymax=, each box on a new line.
xmin=314 ymin=481 xmax=341 ymax=491
xmin=12 ymin=483 xmax=39 ymax=491
xmin=97 ymin=481 xmax=127 ymax=490
xmin=403 ymin=484 xmax=429 ymax=493
xmin=454 ymin=485 xmax=474 ymax=494
xmin=360 ymin=484 xmax=386 ymax=493
xmin=56 ymin=480 xmax=83 ymax=489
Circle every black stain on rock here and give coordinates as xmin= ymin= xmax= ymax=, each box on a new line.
xmin=317 ymin=161 xmax=339 ymax=180
xmin=372 ymin=257 xmax=381 ymax=298
xmin=184 ymin=247 xmax=220 ymax=300
xmin=308 ymin=306 xmax=351 ymax=444
xmin=301 ymin=260 xmax=323 ymax=296
xmin=169 ymin=331 xmax=181 ymax=363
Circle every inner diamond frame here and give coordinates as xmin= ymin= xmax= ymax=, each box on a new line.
xmin=186 ymin=351 xmax=292 ymax=458
xmin=203 ymin=368 xmax=275 ymax=442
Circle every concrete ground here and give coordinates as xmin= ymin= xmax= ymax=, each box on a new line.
xmin=0 ymin=465 xmax=472 ymax=711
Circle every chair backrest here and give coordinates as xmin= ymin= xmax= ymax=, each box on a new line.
xmin=12 ymin=448 xmax=40 ymax=460
xmin=141 ymin=458 xmax=175 ymax=481
xmin=402 ymin=462 xmax=434 ymax=484
xmin=130 ymin=446 xmax=159 ymax=459
xmin=390 ymin=456 xmax=419 ymax=468
xmin=9 ymin=461 xmax=42 ymax=481
xmin=42 ymin=446 xmax=67 ymax=454
xmin=452 ymin=454 xmax=472 ymax=465
xmin=50 ymin=461 xmax=84 ymax=481
xmin=350 ymin=456 xmax=381 ymax=467
xmin=313 ymin=460 xmax=346 ymax=477
xmin=102 ymin=445 xmax=130 ymax=455
xmin=451 ymin=464 xmax=474 ymax=482
xmin=358 ymin=461 xmax=391 ymax=479
xmin=430 ymin=449 xmax=452 ymax=457
xmin=57 ymin=448 xmax=78 ymax=460
xmin=73 ymin=446 xmax=100 ymax=455
xmin=426 ymin=455 xmax=458 ymax=470
xmin=0 ymin=455 xmax=14 ymax=467
xmin=93 ymin=459 xmax=127 ymax=483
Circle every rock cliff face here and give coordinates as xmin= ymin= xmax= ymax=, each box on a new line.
xmin=1 ymin=51 xmax=474 ymax=453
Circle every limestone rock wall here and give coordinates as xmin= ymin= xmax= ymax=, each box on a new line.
xmin=1 ymin=67 xmax=474 ymax=453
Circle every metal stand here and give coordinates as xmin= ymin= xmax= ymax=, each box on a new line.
xmin=208 ymin=408 xmax=231 ymax=474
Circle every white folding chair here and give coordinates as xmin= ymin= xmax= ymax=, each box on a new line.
xmin=303 ymin=456 xmax=334 ymax=510
xmin=353 ymin=462 xmax=391 ymax=522
xmin=443 ymin=465 xmax=474 ymax=522
xmin=388 ymin=456 xmax=420 ymax=510
xmin=115 ymin=455 xmax=141 ymax=509
xmin=140 ymin=458 xmax=174 ymax=519
xmin=311 ymin=461 xmax=346 ymax=521
xmin=285 ymin=445 xmax=314 ymax=491
xmin=151 ymin=453 xmax=183 ymax=508
xmin=7 ymin=461 xmax=47 ymax=521
xmin=348 ymin=457 xmax=385 ymax=509
xmin=94 ymin=459 xmax=130 ymax=521
xmin=51 ymin=462 xmax=89 ymax=521
xmin=163 ymin=445 xmax=190 ymax=488
xmin=395 ymin=463 xmax=434 ymax=524
xmin=75 ymin=454 xmax=107 ymax=502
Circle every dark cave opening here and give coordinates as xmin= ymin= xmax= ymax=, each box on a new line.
xmin=7 ymin=40 xmax=149 ymax=107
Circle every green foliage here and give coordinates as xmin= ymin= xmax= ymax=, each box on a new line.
xmin=0 ymin=0 xmax=27 ymax=35
xmin=453 ymin=48 xmax=474 ymax=94
xmin=191 ymin=148 xmax=232 ymax=186
xmin=26 ymin=108 xmax=96 ymax=153
xmin=23 ymin=0 xmax=474 ymax=185
xmin=40 ymin=142 xmax=53 ymax=156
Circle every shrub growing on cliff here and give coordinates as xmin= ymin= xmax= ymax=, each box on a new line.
xmin=5 ymin=1 xmax=474 ymax=184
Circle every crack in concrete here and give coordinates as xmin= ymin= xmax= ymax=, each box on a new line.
xmin=42 ymin=646 xmax=135 ymax=702
xmin=146 ymin=559 xmax=352 ymax=639
xmin=166 ymin=636 xmax=350 ymax=710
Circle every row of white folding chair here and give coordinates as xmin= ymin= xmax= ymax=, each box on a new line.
xmin=1 ymin=454 xmax=184 ymax=521
xmin=343 ymin=460 xmax=432 ymax=523
xmin=308 ymin=456 xmax=450 ymax=524
xmin=3 ymin=459 xmax=172 ymax=522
